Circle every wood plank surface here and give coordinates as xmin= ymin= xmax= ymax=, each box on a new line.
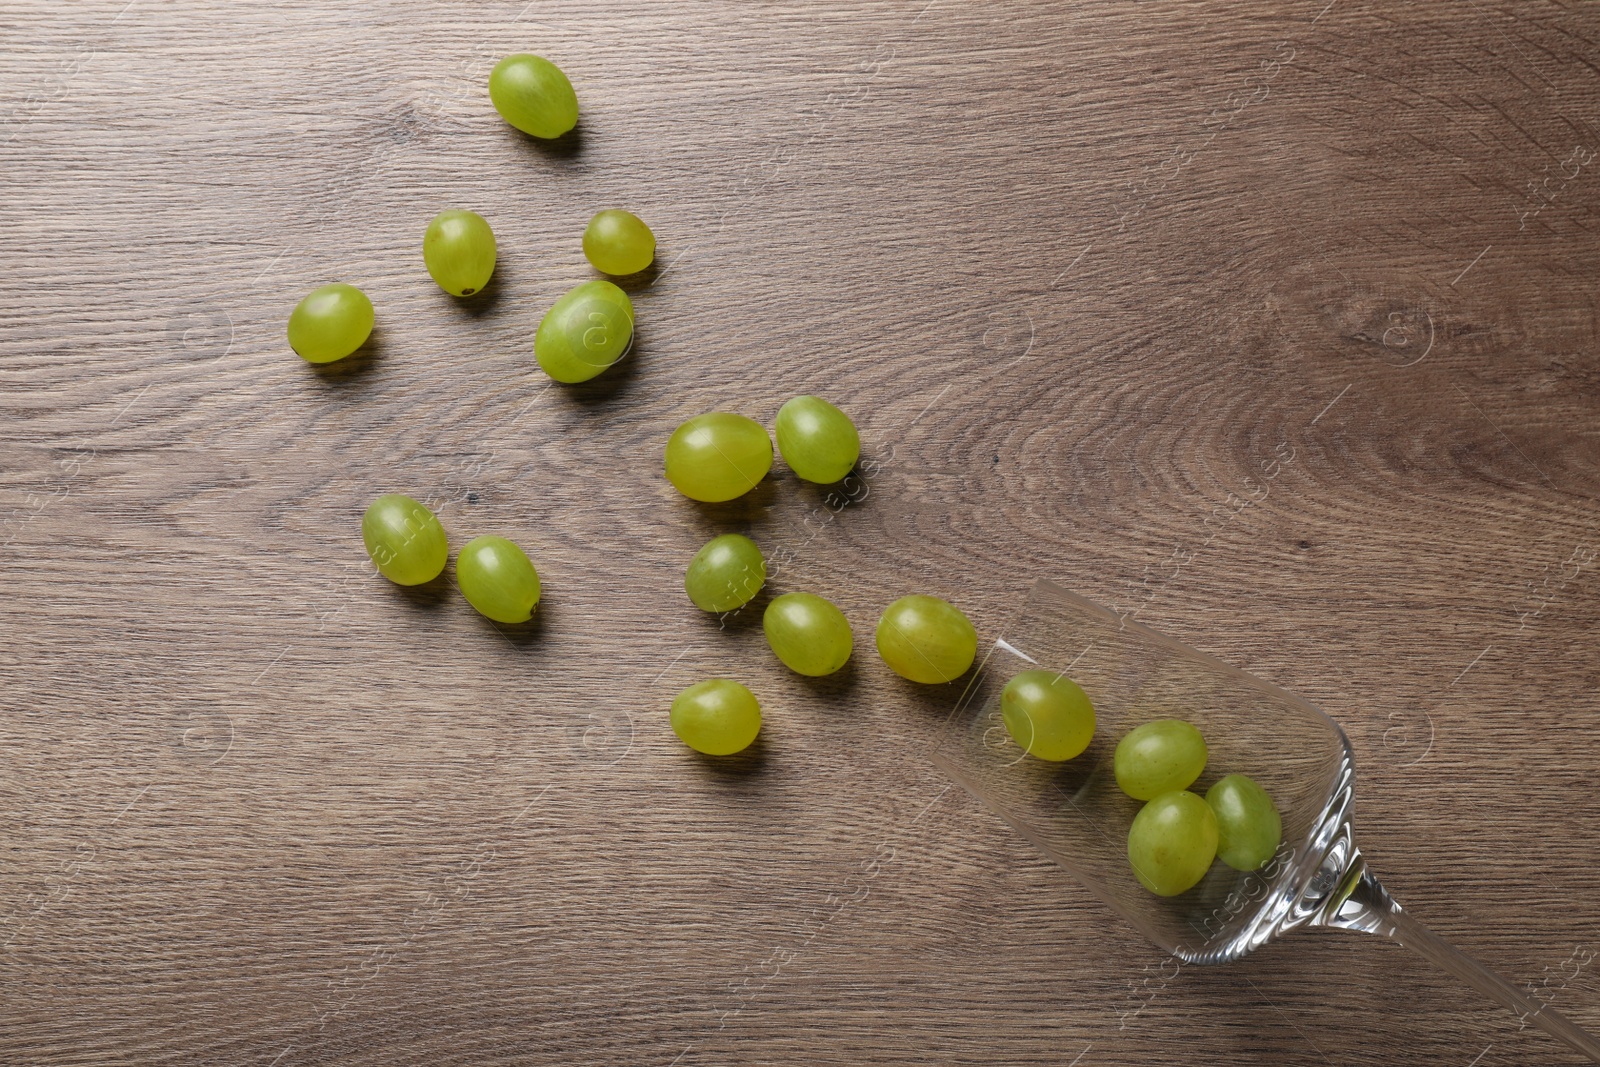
xmin=4 ymin=0 xmax=1600 ymax=1063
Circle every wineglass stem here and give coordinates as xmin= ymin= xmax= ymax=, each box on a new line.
xmin=1314 ymin=856 xmax=1600 ymax=1063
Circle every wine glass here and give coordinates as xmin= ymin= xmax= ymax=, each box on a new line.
xmin=930 ymin=579 xmax=1600 ymax=1062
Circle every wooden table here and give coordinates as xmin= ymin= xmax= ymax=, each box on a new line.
xmin=4 ymin=1 xmax=1599 ymax=1063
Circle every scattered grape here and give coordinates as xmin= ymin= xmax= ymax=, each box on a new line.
xmin=287 ymin=283 xmax=373 ymax=364
xmin=488 ymin=54 xmax=578 ymax=139
xmin=684 ymin=534 xmax=766 ymax=612
xmin=361 ymin=494 xmax=448 ymax=586
xmin=535 ymin=280 xmax=634 ymax=383
xmin=423 ymin=209 xmax=496 ymax=297
xmin=1000 ymin=670 xmax=1096 ymax=761
xmin=456 ymin=535 xmax=541 ymax=623
xmin=1114 ymin=719 xmax=1208 ymax=801
xmin=583 ymin=209 xmax=656 ymax=276
xmin=875 ymin=594 xmax=977 ymax=684
xmin=764 ymin=593 xmax=852 ymax=677
xmin=663 ymin=413 xmax=773 ymax=502
xmin=774 ymin=396 xmax=860 ymax=484
xmin=670 ymin=679 xmax=762 ymax=755
xmin=1205 ymin=774 xmax=1282 ymax=872
xmin=1127 ymin=790 xmax=1219 ymax=897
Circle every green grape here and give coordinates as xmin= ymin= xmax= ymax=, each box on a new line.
xmin=534 ymin=280 xmax=634 ymax=383
xmin=1114 ymin=719 xmax=1208 ymax=801
xmin=423 ymin=209 xmax=496 ymax=296
xmin=1000 ymin=670 xmax=1096 ymax=761
xmin=684 ymin=534 xmax=766 ymax=612
xmin=663 ymin=413 xmax=773 ymax=502
xmin=763 ymin=593 xmax=852 ymax=677
xmin=774 ymin=396 xmax=861 ymax=484
xmin=583 ymin=209 xmax=656 ymax=276
xmin=287 ymin=283 xmax=373 ymax=364
xmin=875 ymin=594 xmax=977 ymax=684
xmin=488 ymin=54 xmax=578 ymax=139
xmin=361 ymin=494 xmax=448 ymax=586
xmin=1205 ymin=774 xmax=1282 ymax=872
xmin=1127 ymin=790 xmax=1219 ymax=897
xmin=456 ymin=535 xmax=541 ymax=623
xmin=670 ymin=678 xmax=761 ymax=755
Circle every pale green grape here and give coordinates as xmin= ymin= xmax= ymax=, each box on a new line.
xmin=361 ymin=494 xmax=448 ymax=586
xmin=535 ymin=280 xmax=634 ymax=383
xmin=670 ymin=679 xmax=761 ymax=755
xmin=663 ymin=413 xmax=773 ymax=502
xmin=456 ymin=535 xmax=541 ymax=623
xmin=684 ymin=534 xmax=765 ymax=612
xmin=583 ymin=210 xmax=655 ymax=276
xmin=775 ymin=396 xmax=860 ymax=484
xmin=488 ymin=54 xmax=577 ymax=139
xmin=875 ymin=594 xmax=977 ymax=684
xmin=287 ymin=283 xmax=373 ymax=364
xmin=423 ymin=209 xmax=496 ymax=296
xmin=763 ymin=593 xmax=852 ymax=677
xmin=1000 ymin=670 xmax=1096 ymax=761
xmin=1127 ymin=790 xmax=1218 ymax=897
xmin=1114 ymin=719 xmax=1207 ymax=801
xmin=1205 ymin=774 xmax=1282 ymax=871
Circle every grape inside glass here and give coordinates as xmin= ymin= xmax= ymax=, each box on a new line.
xmin=931 ymin=579 xmax=1600 ymax=1062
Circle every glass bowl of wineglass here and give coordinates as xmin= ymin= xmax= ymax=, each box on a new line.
xmin=930 ymin=579 xmax=1600 ymax=1062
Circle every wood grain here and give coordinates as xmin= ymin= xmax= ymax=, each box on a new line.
xmin=4 ymin=0 xmax=1600 ymax=1063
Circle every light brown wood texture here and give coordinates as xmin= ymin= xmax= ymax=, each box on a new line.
xmin=4 ymin=0 xmax=1600 ymax=1063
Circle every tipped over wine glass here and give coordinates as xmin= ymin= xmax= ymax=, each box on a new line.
xmin=931 ymin=580 xmax=1600 ymax=1062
